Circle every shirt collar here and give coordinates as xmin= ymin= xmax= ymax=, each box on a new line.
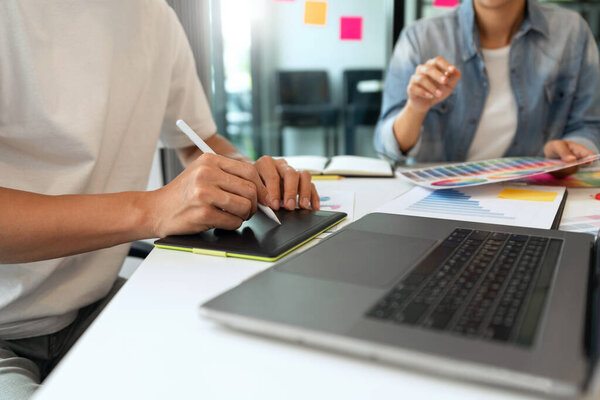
xmin=458 ymin=0 xmax=550 ymax=62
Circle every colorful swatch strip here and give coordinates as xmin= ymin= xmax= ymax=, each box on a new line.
xmin=400 ymin=155 xmax=600 ymax=189
xmin=522 ymin=169 xmax=600 ymax=188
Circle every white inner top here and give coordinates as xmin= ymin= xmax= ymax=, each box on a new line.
xmin=466 ymin=45 xmax=518 ymax=161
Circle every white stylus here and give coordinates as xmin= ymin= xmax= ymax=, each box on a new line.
xmin=176 ymin=119 xmax=282 ymax=225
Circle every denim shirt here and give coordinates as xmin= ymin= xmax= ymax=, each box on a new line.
xmin=374 ymin=0 xmax=600 ymax=162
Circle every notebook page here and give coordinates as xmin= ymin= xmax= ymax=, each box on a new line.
xmin=324 ymin=156 xmax=393 ymax=176
xmin=281 ymin=156 xmax=329 ymax=175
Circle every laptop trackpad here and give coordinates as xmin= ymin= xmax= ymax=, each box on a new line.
xmin=276 ymin=230 xmax=437 ymax=287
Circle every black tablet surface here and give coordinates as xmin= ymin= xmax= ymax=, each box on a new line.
xmin=154 ymin=209 xmax=346 ymax=261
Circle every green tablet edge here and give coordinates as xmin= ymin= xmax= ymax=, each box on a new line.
xmin=153 ymin=216 xmax=347 ymax=262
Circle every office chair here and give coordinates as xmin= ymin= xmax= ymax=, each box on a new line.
xmin=275 ymin=70 xmax=339 ymax=156
xmin=342 ymin=69 xmax=384 ymax=155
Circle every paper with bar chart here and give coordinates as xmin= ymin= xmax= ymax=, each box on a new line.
xmin=399 ymin=155 xmax=600 ymax=189
xmin=559 ymin=188 xmax=600 ymax=236
xmin=374 ymin=184 xmax=566 ymax=229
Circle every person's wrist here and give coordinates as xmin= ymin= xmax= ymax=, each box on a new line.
xmin=405 ymin=99 xmax=430 ymax=117
xmin=134 ymin=189 xmax=164 ymax=238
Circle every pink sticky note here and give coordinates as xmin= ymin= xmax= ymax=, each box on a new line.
xmin=433 ymin=0 xmax=459 ymax=7
xmin=340 ymin=17 xmax=362 ymax=41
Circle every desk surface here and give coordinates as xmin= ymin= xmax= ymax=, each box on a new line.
xmin=34 ymin=179 xmax=599 ymax=400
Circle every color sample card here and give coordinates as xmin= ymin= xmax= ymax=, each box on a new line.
xmin=399 ymin=155 xmax=600 ymax=189
xmin=304 ymin=1 xmax=327 ymax=25
xmin=522 ymin=167 xmax=600 ymax=188
xmin=497 ymin=188 xmax=558 ymax=202
xmin=433 ymin=0 xmax=459 ymax=7
xmin=340 ymin=17 xmax=362 ymax=40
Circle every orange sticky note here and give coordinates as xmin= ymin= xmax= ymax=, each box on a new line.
xmin=498 ymin=188 xmax=558 ymax=202
xmin=304 ymin=1 xmax=327 ymax=25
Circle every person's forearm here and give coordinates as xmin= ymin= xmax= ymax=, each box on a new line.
xmin=177 ymin=134 xmax=250 ymax=168
xmin=0 ymin=187 xmax=156 ymax=263
xmin=206 ymin=134 xmax=250 ymax=161
xmin=393 ymin=101 xmax=429 ymax=153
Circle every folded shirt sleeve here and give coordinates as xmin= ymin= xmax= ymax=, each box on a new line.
xmin=561 ymin=21 xmax=600 ymax=155
xmin=374 ymin=26 xmax=422 ymax=162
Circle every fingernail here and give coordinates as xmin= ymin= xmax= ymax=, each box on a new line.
xmin=448 ymin=66 xmax=455 ymax=72
xmin=426 ymin=93 xmax=434 ymax=99
xmin=272 ymin=199 xmax=280 ymax=210
xmin=435 ymin=90 xmax=442 ymax=97
xmin=301 ymin=197 xmax=309 ymax=208
xmin=286 ymin=199 xmax=295 ymax=209
xmin=440 ymin=76 xmax=447 ymax=83
xmin=265 ymin=194 xmax=272 ymax=205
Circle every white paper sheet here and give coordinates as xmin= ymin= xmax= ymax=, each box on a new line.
xmin=318 ymin=190 xmax=355 ymax=233
xmin=559 ymin=188 xmax=600 ymax=236
xmin=373 ymin=184 xmax=565 ymax=229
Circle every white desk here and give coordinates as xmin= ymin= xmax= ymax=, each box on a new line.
xmin=34 ymin=179 xmax=598 ymax=400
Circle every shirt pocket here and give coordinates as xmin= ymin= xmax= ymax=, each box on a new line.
xmin=544 ymin=75 xmax=576 ymax=103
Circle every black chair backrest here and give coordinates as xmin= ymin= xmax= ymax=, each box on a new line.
xmin=343 ymin=69 xmax=384 ymax=107
xmin=276 ymin=70 xmax=331 ymax=106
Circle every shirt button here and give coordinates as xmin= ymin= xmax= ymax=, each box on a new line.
xmin=511 ymin=68 xmax=516 ymax=74
xmin=519 ymin=106 xmax=524 ymax=111
xmin=470 ymin=119 xmax=477 ymax=124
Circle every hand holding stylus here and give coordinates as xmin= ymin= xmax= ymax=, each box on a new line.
xmin=176 ymin=120 xmax=281 ymax=225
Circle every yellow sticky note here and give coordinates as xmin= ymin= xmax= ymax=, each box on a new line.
xmin=304 ymin=1 xmax=327 ymax=25
xmin=498 ymin=188 xmax=558 ymax=202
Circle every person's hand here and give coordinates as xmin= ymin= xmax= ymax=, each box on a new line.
xmin=407 ymin=56 xmax=461 ymax=113
xmin=254 ymin=156 xmax=320 ymax=211
xmin=149 ymin=153 xmax=269 ymax=236
xmin=544 ymin=139 xmax=595 ymax=177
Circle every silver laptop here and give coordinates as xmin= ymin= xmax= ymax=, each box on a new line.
xmin=200 ymin=213 xmax=600 ymax=397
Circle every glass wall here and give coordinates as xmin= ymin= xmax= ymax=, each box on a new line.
xmin=212 ymin=0 xmax=394 ymax=158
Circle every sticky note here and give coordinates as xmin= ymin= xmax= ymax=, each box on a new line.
xmin=498 ymin=188 xmax=558 ymax=202
xmin=433 ymin=0 xmax=459 ymax=7
xmin=340 ymin=17 xmax=362 ymax=40
xmin=304 ymin=1 xmax=327 ymax=25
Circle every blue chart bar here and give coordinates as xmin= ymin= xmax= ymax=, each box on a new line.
xmin=407 ymin=189 xmax=515 ymax=220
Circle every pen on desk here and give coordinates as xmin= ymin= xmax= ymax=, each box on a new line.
xmin=176 ymin=119 xmax=282 ymax=225
xmin=311 ymin=175 xmax=343 ymax=181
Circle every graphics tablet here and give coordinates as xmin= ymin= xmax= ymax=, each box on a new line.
xmin=154 ymin=209 xmax=346 ymax=262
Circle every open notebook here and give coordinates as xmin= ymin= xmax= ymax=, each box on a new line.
xmin=282 ymin=155 xmax=394 ymax=177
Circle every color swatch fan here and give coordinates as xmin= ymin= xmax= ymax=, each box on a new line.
xmin=399 ymin=155 xmax=600 ymax=189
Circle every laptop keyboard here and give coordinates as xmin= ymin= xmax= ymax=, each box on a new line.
xmin=366 ymin=228 xmax=563 ymax=346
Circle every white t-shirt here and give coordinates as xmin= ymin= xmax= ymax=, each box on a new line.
xmin=0 ymin=0 xmax=216 ymax=339
xmin=466 ymin=46 xmax=518 ymax=161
